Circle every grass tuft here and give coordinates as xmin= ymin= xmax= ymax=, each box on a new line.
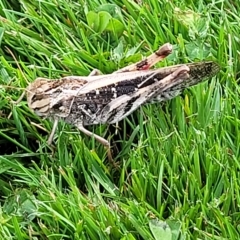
xmin=0 ymin=0 xmax=239 ymax=239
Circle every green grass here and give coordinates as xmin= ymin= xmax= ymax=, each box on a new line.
xmin=0 ymin=0 xmax=239 ymax=239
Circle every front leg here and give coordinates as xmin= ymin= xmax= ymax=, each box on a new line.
xmin=75 ymin=122 xmax=114 ymax=163
xmin=76 ymin=123 xmax=110 ymax=147
xmin=45 ymin=70 xmax=101 ymax=145
xmin=47 ymin=118 xmax=59 ymax=145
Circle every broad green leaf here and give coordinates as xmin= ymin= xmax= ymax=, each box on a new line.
xmin=105 ymin=18 xmax=124 ymax=36
xmin=149 ymin=219 xmax=172 ymax=240
xmin=98 ymin=11 xmax=112 ymax=33
xmin=86 ymin=11 xmax=100 ymax=32
xmin=96 ymin=4 xmax=123 ymax=20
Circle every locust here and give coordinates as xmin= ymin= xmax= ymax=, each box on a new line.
xmin=26 ymin=43 xmax=220 ymax=158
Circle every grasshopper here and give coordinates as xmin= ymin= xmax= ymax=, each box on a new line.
xmin=26 ymin=43 xmax=219 ymax=158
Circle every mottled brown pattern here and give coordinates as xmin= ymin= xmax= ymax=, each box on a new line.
xmin=26 ymin=43 xmax=220 ymax=158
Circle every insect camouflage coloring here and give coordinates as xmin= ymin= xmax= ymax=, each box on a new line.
xmin=27 ymin=43 xmax=220 ymax=159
